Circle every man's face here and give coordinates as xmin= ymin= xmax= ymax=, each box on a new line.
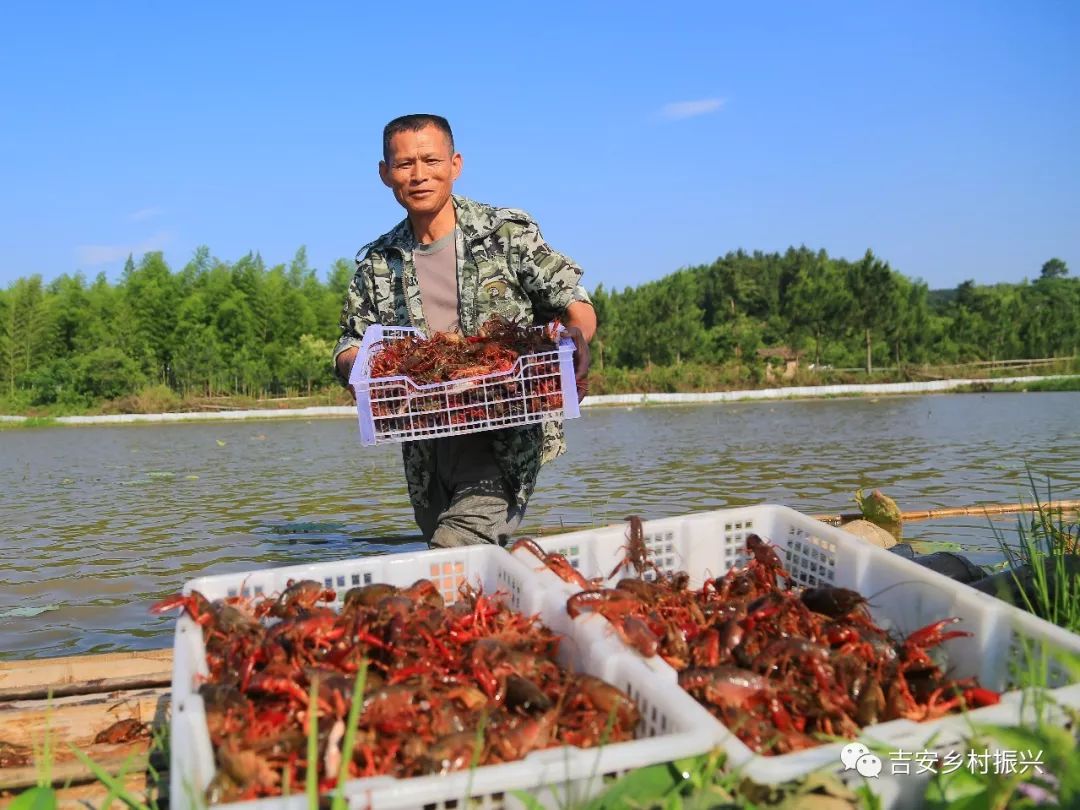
xmin=379 ymin=125 xmax=462 ymax=218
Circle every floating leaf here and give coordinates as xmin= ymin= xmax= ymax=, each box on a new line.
xmin=0 ymin=604 xmax=61 ymax=619
xmin=906 ymin=540 xmax=968 ymax=555
xmin=216 ymin=439 xmax=227 ymax=447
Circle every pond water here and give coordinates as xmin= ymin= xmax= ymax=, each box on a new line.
xmin=1 ymin=391 xmax=1077 ymax=660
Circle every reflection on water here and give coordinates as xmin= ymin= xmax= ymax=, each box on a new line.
xmin=1 ymin=392 xmax=1077 ymax=659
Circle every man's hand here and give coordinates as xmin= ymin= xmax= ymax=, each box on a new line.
xmin=336 ymin=346 xmax=360 ymax=402
xmin=562 ymin=325 xmax=590 ymax=400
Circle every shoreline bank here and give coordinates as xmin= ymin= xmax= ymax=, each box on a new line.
xmin=1 ymin=374 xmax=1076 ymax=426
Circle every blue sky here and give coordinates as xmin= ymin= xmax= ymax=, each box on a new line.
xmin=1 ymin=1 xmax=1077 ymax=292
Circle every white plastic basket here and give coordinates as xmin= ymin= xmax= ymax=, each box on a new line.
xmin=169 ymin=544 xmax=719 ymax=810
xmin=512 ymin=505 xmax=1080 ymax=790
xmin=348 ymin=324 xmax=580 ymax=446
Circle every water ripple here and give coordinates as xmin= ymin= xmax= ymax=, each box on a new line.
xmin=1 ymin=393 xmax=1078 ymax=659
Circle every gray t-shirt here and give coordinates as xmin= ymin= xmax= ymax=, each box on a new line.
xmin=413 ymin=229 xmax=460 ymax=334
xmin=413 ymin=229 xmax=497 ymax=487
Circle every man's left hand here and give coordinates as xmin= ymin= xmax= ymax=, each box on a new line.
xmin=562 ymin=325 xmax=590 ymax=399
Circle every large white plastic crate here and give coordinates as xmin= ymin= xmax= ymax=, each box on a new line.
xmin=512 ymin=505 xmax=1080 ymax=788
xmin=348 ymin=324 xmax=580 ymax=446
xmin=169 ymin=544 xmax=719 ymax=810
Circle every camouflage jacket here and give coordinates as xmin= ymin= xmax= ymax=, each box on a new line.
xmin=333 ymin=195 xmax=591 ymax=510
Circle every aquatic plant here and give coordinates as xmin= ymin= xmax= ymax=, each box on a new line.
xmin=993 ymin=472 xmax=1080 ymax=633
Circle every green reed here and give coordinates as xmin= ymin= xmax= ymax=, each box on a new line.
xmin=993 ymin=471 xmax=1080 ymax=633
xmin=330 ymin=661 xmax=368 ymax=810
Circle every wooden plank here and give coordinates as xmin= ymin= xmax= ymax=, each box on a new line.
xmin=0 ymin=687 xmax=169 ymax=748
xmin=0 ymin=649 xmax=172 ymax=701
xmin=53 ymin=771 xmax=163 ymax=810
xmin=0 ymin=776 xmax=154 ymax=810
xmin=0 ymin=744 xmax=159 ymax=792
xmin=0 ymin=675 xmax=174 ymax=703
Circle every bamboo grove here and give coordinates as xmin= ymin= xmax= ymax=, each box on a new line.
xmin=0 ymin=246 xmax=1076 ymax=411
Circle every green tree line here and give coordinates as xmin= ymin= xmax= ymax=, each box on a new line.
xmin=0 ymin=247 xmax=352 ymax=410
xmin=592 ymin=249 xmax=1078 ymax=372
xmin=0 ymin=246 xmax=1076 ymax=411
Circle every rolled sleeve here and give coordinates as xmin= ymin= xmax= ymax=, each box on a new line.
xmin=569 ymin=283 xmax=593 ymax=306
xmin=512 ymin=221 xmax=584 ymax=319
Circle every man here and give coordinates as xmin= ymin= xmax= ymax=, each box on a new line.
xmin=333 ymin=114 xmax=597 ymax=549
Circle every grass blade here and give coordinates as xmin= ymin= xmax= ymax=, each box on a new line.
xmin=6 ymin=786 xmax=58 ymax=810
xmin=508 ymin=792 xmax=547 ymax=810
xmin=331 ymin=660 xmax=369 ymax=810
xmin=307 ymin=676 xmax=321 ymax=807
xmin=68 ymin=745 xmax=150 ymax=810
xmin=462 ymin=708 xmax=489 ymax=805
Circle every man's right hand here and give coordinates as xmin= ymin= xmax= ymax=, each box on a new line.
xmin=336 ymin=346 xmax=360 ymax=401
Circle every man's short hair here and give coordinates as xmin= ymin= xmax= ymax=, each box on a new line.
xmin=382 ymin=114 xmax=455 ymax=162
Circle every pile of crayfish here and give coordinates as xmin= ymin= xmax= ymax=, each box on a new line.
xmin=512 ymin=518 xmax=1001 ymax=756
xmin=152 ymin=578 xmax=638 ymax=803
xmin=367 ymin=317 xmax=564 ymax=431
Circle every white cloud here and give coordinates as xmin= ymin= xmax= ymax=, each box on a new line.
xmin=128 ymin=207 xmax=163 ymax=222
xmin=659 ymin=98 xmax=726 ymax=120
xmin=76 ymin=231 xmax=174 ymax=266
